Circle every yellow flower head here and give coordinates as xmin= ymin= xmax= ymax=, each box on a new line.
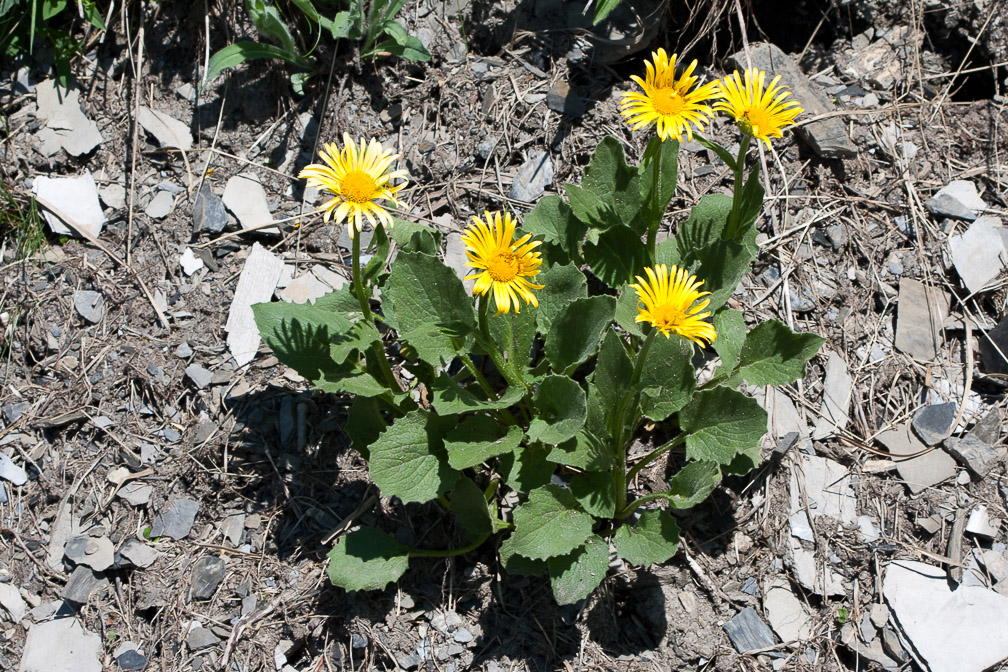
xmin=714 ymin=69 xmax=803 ymax=148
xmin=631 ymin=264 xmax=716 ymax=347
xmin=462 ymin=211 xmax=544 ymax=315
xmin=298 ymin=133 xmax=408 ymax=238
xmin=619 ymin=49 xmax=720 ymax=142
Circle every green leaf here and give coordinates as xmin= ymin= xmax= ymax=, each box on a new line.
xmin=527 ymin=375 xmax=587 ymax=445
xmin=319 ymin=10 xmax=353 ymax=39
xmin=384 ymin=251 xmax=476 ymax=366
xmin=548 ymin=535 xmax=608 ymax=605
xmin=592 ymin=0 xmax=621 ymax=23
xmin=372 ymin=33 xmax=431 ymax=61
xmin=564 ymin=137 xmax=643 ymax=232
xmin=500 ymin=442 xmax=554 ymax=492
xmin=615 ymin=286 xmax=645 ymax=338
xmin=725 ymin=164 xmax=764 ymax=244
xmin=429 ymin=374 xmax=524 ymax=415
xmin=662 ymin=460 xmax=721 ymax=509
xmin=509 ymin=485 xmax=594 ymax=560
xmin=450 ymin=477 xmax=493 ymax=539
xmin=248 ymin=0 xmax=298 ymax=54
xmin=547 ymin=430 xmax=613 ymax=471
xmin=638 ymin=334 xmax=696 ymax=422
xmin=344 ymin=396 xmax=384 ymax=459
xmin=583 ymin=224 xmax=649 ymax=289
xmin=639 ymin=135 xmax=679 ymax=225
xmin=726 ymin=320 xmax=825 ymax=387
xmin=362 ymin=224 xmax=391 ymax=285
xmin=488 ymin=305 xmax=536 ymax=371
xmin=524 ymin=196 xmax=587 ymax=264
xmin=679 ymin=387 xmax=766 ymax=466
xmin=690 ymin=239 xmax=752 ymax=313
xmin=290 ymin=0 xmax=321 ymax=23
xmin=570 ymin=471 xmax=616 ymax=517
xmin=205 ymin=41 xmax=308 ymax=81
xmin=654 ymin=235 xmax=681 ymax=268
xmin=675 ymin=193 xmax=732 ymax=254
xmin=499 ymin=534 xmax=548 ymax=576
xmin=612 ymin=509 xmax=680 ymax=566
xmin=545 ymin=296 xmax=616 ymax=373
xmin=712 ymin=308 xmax=745 ymax=377
xmin=390 ymin=219 xmax=441 ymax=254
xmin=330 ymin=319 xmax=381 ymax=364
xmin=535 ymin=263 xmax=588 ymax=335
xmin=445 ymin=415 xmax=523 ymax=470
xmin=315 ymin=287 xmax=362 ymax=314
xmin=369 ymin=410 xmax=459 ymax=503
xmin=252 ymin=301 xmax=351 ymax=380
xmin=327 ymin=527 xmax=409 ymax=591
xmin=592 ymin=329 xmax=633 ymax=431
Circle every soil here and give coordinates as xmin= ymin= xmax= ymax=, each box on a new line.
xmin=2 ymin=0 xmax=1008 ymax=671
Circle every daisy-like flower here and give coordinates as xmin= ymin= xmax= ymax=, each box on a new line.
xmin=462 ymin=211 xmax=544 ymax=315
xmin=714 ymin=69 xmax=803 ymax=148
xmin=298 ymin=133 xmax=408 ymax=237
xmin=631 ymin=264 xmax=717 ymax=347
xmin=619 ymin=48 xmax=721 ymax=142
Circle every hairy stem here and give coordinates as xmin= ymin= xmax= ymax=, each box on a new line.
xmin=726 ymin=132 xmax=751 ymax=239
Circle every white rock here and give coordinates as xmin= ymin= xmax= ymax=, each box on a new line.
xmin=788 ymin=537 xmax=845 ymax=597
xmin=762 ymin=577 xmax=813 ymax=643
xmin=789 ymin=511 xmax=814 ymax=542
xmin=812 ymin=351 xmax=853 ymax=439
xmin=33 ymin=173 xmax=105 ymax=239
xmin=34 ymin=80 xmax=103 ymax=157
xmin=789 ymin=454 xmax=857 ymax=525
xmin=144 ymin=191 xmax=175 ymax=219
xmin=0 ymin=451 xmax=28 ymax=486
xmin=179 ymin=248 xmax=205 ymax=276
xmin=226 ymin=243 xmax=284 ymax=367
xmin=966 ymin=505 xmax=999 ymax=539
xmin=136 ymin=106 xmax=193 ymax=150
xmin=279 ymin=272 xmax=329 ymax=305
xmin=884 ymin=560 xmax=1008 ymax=672
xmin=876 ymin=423 xmax=957 ymax=494
xmin=117 ymin=482 xmax=153 ymax=507
xmin=98 ymin=183 xmax=126 ymax=210
xmin=19 ymin=617 xmax=102 ymax=672
xmin=311 ymin=264 xmax=347 ymax=291
xmin=936 ymin=180 xmax=988 ymax=215
xmin=948 ymin=216 xmax=1008 ymax=295
xmin=222 ymin=173 xmax=280 ymax=235
xmin=0 ymin=582 xmax=28 ymax=622
xmin=763 ymin=386 xmax=807 ymax=442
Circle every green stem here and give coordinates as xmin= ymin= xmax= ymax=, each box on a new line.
xmin=352 ymin=233 xmax=401 ymax=392
xmin=476 ymin=294 xmax=524 ymax=389
xmin=405 ymin=532 xmax=491 ymax=558
xmin=458 ymin=353 xmax=495 ymax=399
xmin=726 ymin=132 xmax=751 ymax=239
xmin=612 ymin=328 xmax=659 ymax=515
xmin=624 ymin=433 xmax=686 ymax=487
xmin=617 ymin=492 xmax=668 ymax=519
xmin=646 ymin=138 xmax=662 ymax=264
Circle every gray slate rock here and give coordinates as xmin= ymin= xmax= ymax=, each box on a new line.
xmin=192 ymin=182 xmax=228 ymax=234
xmin=969 ymin=410 xmax=1001 ymax=445
xmin=116 ymin=649 xmax=147 ymax=671
xmin=945 ymin=434 xmax=1002 ymax=478
xmin=509 ymin=150 xmax=553 ymax=202
xmin=185 ymin=364 xmax=213 ymax=390
xmin=911 ymin=402 xmax=956 ymax=445
xmin=150 ymin=498 xmax=199 ymax=540
xmin=62 ymin=566 xmax=110 ymax=603
xmin=186 ymin=626 xmax=220 ymax=651
xmin=728 ymin=43 xmax=856 ymax=158
xmin=118 ymin=539 xmax=159 ymax=568
xmin=73 ymin=290 xmax=105 ymax=324
xmin=144 ymin=191 xmax=174 ymax=219
xmin=723 ymin=607 xmax=776 ymax=652
xmin=981 ymin=315 xmax=1008 ymax=375
xmin=191 ymin=556 xmax=226 ymax=600
xmin=546 ymin=81 xmax=586 ymax=117
xmin=894 ymin=278 xmax=948 ymax=361
xmin=948 ymin=216 xmax=1008 ymax=294
xmin=64 ymin=535 xmax=115 ymax=572
xmin=878 ymin=423 xmax=957 ymax=494
xmin=2 ymin=401 xmax=26 ymax=423
xmin=19 ymin=617 xmax=102 ymax=672
xmin=0 ymin=451 xmax=28 ymax=486
xmin=925 ymin=180 xmax=986 ymax=221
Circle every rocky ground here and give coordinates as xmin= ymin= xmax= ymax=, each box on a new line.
xmin=2 ymin=0 xmax=1008 ymax=670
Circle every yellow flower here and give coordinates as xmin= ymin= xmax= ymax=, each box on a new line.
xmin=714 ymin=69 xmax=803 ymax=147
xmin=462 ymin=211 xmax=544 ymax=315
xmin=619 ymin=49 xmax=720 ymax=142
xmin=298 ymin=133 xmax=408 ymax=237
xmin=631 ymin=264 xmax=716 ymax=347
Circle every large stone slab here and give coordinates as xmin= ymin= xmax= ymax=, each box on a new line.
xmin=33 ymin=173 xmax=106 ymax=239
xmin=894 ymin=278 xmax=948 ymax=362
xmin=19 ymin=617 xmax=102 ymax=672
xmin=225 ymin=243 xmax=284 ymax=366
xmin=812 ymin=351 xmax=852 ymax=440
xmin=947 ymin=216 xmax=1008 ymax=294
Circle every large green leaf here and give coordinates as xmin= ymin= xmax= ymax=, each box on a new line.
xmin=500 ymin=442 xmax=554 ymax=492
xmin=449 ymin=477 xmax=493 ymax=539
xmin=499 ymin=534 xmax=548 ymax=576
xmin=591 ymin=329 xmax=633 ymax=431
xmin=315 ymin=364 xmax=389 ymax=398
xmin=523 ymin=196 xmax=587 ymax=264
xmin=344 ymin=396 xmax=384 ymax=458
xmin=253 ymin=301 xmax=350 ymax=381
xmin=445 ymin=415 xmax=523 ymax=470
xmin=570 ymin=471 xmax=616 ymax=517
xmin=612 ymin=509 xmax=680 ymax=566
xmin=675 ymin=193 xmax=731 ymax=253
xmin=205 ymin=41 xmax=308 ymax=81
xmin=725 ymin=164 xmax=764 ymax=246
xmin=535 ymin=263 xmax=588 ymax=335
xmin=712 ymin=308 xmax=746 ymax=377
xmin=583 ymin=225 xmax=649 ymax=289
xmin=527 ymin=375 xmax=587 ymax=445
xmin=429 ymin=373 xmax=524 ymax=415
xmin=545 ymin=296 xmax=616 ymax=373
xmin=330 ymin=319 xmax=381 ymax=364
xmin=564 ymin=137 xmax=643 ymax=232
xmin=384 ymin=251 xmax=476 ymax=366
xmin=369 ymin=410 xmax=458 ymax=503
xmin=488 ymin=304 xmax=536 ymax=371
xmin=679 ymin=388 xmax=766 ymax=466
xmin=615 ymin=286 xmax=645 ymax=338
xmin=547 ymin=430 xmax=614 ymax=471
xmin=248 ymin=0 xmax=297 ymax=54
xmin=390 ymin=219 xmax=441 ymax=254
xmin=327 ymin=527 xmax=409 ymax=591
xmin=725 ymin=320 xmax=825 ymax=387
xmin=509 ymin=485 xmax=594 ymax=560
xmin=662 ymin=460 xmax=721 ymax=509
xmin=689 ymin=239 xmax=752 ymax=313
xmin=549 ymin=535 xmax=608 ymax=604
xmin=638 ymin=334 xmax=696 ymax=422
xmin=639 ymin=135 xmax=679 ymax=227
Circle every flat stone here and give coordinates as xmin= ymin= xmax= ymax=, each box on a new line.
xmin=789 ymin=454 xmax=857 ymax=524
xmin=965 ymin=506 xmax=999 ymax=539
xmin=192 ymin=182 xmax=229 ymax=234
xmin=980 ymin=315 xmax=1008 ymax=375
xmin=546 ymin=80 xmax=587 ymax=117
xmin=870 ymin=604 xmax=890 ymax=628
xmin=945 ymin=434 xmax=1003 ymax=478
xmin=191 ymin=556 xmax=226 ymax=600
xmin=840 ymin=624 xmax=899 ymax=670
xmin=443 ymin=232 xmax=469 ymax=284
xmin=179 ymin=248 xmax=204 ymax=276
xmin=221 ymin=514 xmax=245 ymax=546
xmin=925 ymin=180 xmax=987 ymax=221
xmin=73 ymin=290 xmax=105 ymax=324
xmin=185 ymin=364 xmax=213 ymax=390
xmin=723 ymin=607 xmax=777 ymax=653
xmin=226 ymin=243 xmax=284 ymax=366
xmin=136 ymin=106 xmax=193 ymax=150
xmin=509 ymin=150 xmax=553 ymax=202
xmin=175 ymin=342 xmax=194 ymax=359
xmin=894 ymin=278 xmax=949 ymax=361
xmin=34 ymin=172 xmax=105 ymax=239
xmin=118 ymin=539 xmax=158 ymax=569
xmin=279 ymin=272 xmax=329 ymax=305
xmin=762 ymin=577 xmax=813 ymax=643
xmin=61 ymin=566 xmax=110 ymax=604
xmin=64 ymin=535 xmax=114 ymax=571
xmin=911 ymin=402 xmax=957 ymax=445
xmin=948 ymin=217 xmax=1008 ymax=294
xmin=186 ymin=626 xmax=220 ymax=651
xmin=222 ymin=173 xmax=280 ymax=235
xmin=0 ymin=582 xmax=28 ymax=621
xmin=144 ymin=191 xmax=175 ymax=219
xmin=969 ymin=410 xmax=1001 ymax=445
xmin=150 ymin=498 xmax=199 ymax=540
xmin=0 ymin=451 xmax=28 ymax=486
xmin=812 ymin=351 xmax=852 ymax=440
xmin=310 ymin=264 xmax=347 ymax=291
xmin=116 ymin=649 xmax=147 ymax=671
xmin=34 ymin=80 xmax=103 ymax=157
xmin=19 ymin=617 xmax=102 ymax=672
xmin=982 ymin=550 xmax=1008 ymax=583
xmin=877 ymin=423 xmax=957 ymax=494
xmin=884 ymin=560 xmax=1008 ymax=672
xmin=99 ymin=183 xmax=126 ymax=210
xmin=117 ymin=482 xmax=153 ymax=507
xmin=453 ymin=628 xmax=473 ymax=644
xmin=788 ymin=511 xmax=814 ymax=542
xmin=728 ymin=43 xmax=856 ymax=158
xmin=787 ymin=537 xmax=845 ymax=596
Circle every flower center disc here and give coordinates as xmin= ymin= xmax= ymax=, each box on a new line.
xmin=649 ymin=303 xmax=682 ymax=332
xmin=340 ymin=170 xmax=378 ymax=204
xmin=651 ymin=87 xmax=686 ymax=116
xmin=742 ymin=107 xmax=773 ymax=135
xmin=487 ymin=251 xmax=520 ymax=282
